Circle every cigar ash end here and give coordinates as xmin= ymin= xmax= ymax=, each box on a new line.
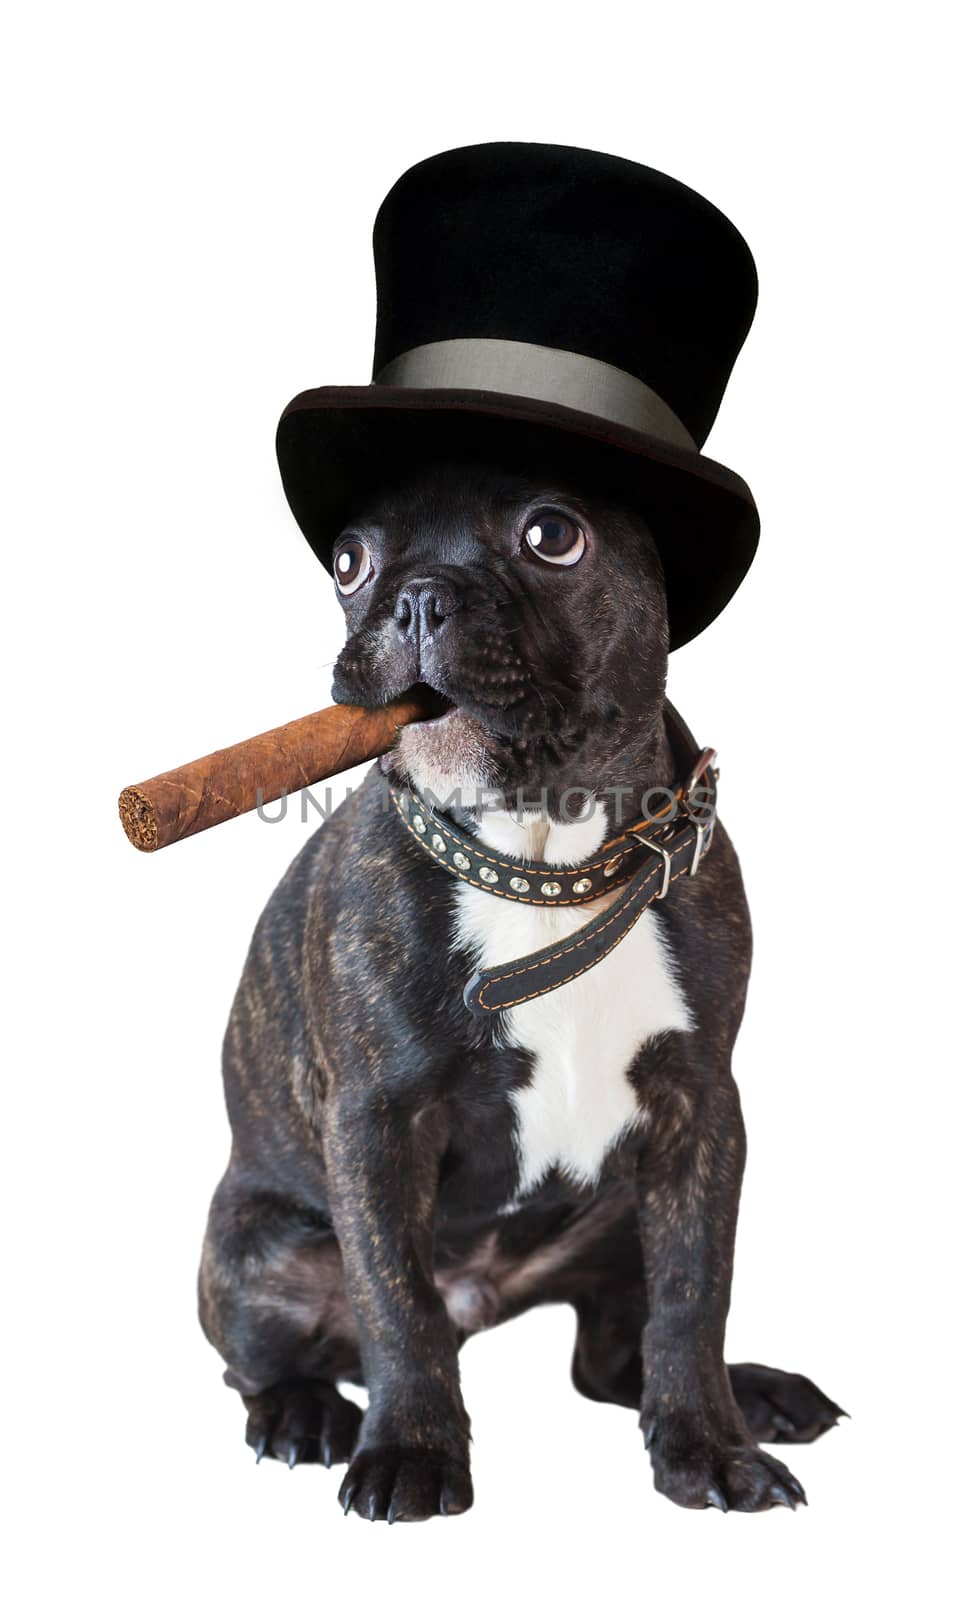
xmin=118 ymin=786 xmax=159 ymax=852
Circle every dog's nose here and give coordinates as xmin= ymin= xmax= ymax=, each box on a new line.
xmin=394 ymin=577 xmax=461 ymax=641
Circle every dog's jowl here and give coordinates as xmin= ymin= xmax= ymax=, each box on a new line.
xmin=199 ymin=143 xmax=844 ymax=1519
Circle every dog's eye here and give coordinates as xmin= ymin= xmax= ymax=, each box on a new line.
xmin=523 ymin=512 xmax=586 ymax=567
xmin=334 ymin=539 xmax=373 ymax=595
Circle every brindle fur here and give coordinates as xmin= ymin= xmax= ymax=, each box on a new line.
xmin=199 ymin=452 xmax=843 ymax=1519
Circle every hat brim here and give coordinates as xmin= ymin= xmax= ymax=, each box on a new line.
xmin=276 ymin=385 xmax=759 ymax=650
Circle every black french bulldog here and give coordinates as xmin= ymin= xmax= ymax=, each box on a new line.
xmin=198 ymin=447 xmax=843 ymax=1520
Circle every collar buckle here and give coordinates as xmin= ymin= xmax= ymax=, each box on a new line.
xmin=636 ymin=833 xmax=673 ymax=899
xmin=680 ymin=747 xmax=718 ymax=878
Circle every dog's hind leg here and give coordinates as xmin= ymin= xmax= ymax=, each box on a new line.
xmin=571 ymin=1287 xmax=646 ymax=1408
xmin=726 ymin=1362 xmax=846 ymax=1444
xmin=198 ymin=1176 xmax=363 ymax=1467
xmin=572 ymin=1293 xmax=844 ymax=1443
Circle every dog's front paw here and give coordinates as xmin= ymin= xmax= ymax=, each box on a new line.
xmin=646 ymin=1417 xmax=807 ymax=1512
xmin=338 ymin=1446 xmax=474 ymax=1523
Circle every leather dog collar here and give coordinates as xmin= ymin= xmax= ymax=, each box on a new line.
xmin=388 ymin=703 xmax=718 ymax=1014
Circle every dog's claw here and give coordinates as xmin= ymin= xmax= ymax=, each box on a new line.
xmin=341 ymin=1484 xmax=355 ymax=1516
xmin=769 ymin=1483 xmax=796 ymax=1509
xmin=788 ymin=1475 xmax=807 ymax=1505
xmin=322 ymin=1437 xmax=333 ymax=1469
xmin=287 ymin=1444 xmax=299 ymax=1470
xmin=771 ymin=1410 xmax=797 ymax=1436
xmin=643 ymin=1421 xmax=656 ymax=1449
xmin=253 ymin=1435 xmax=268 ymax=1465
xmin=368 ymin=1493 xmax=378 ymax=1522
xmin=706 ymin=1484 xmax=728 ymax=1513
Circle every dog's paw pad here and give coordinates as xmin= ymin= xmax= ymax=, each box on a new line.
xmin=728 ymin=1362 xmax=847 ymax=1444
xmin=244 ymin=1380 xmax=362 ymax=1468
xmin=338 ymin=1446 xmax=473 ymax=1522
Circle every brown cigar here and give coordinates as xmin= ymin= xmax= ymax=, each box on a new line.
xmin=118 ymin=697 xmax=426 ymax=852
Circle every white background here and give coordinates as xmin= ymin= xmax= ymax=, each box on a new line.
xmin=3 ymin=3 xmax=962 ymax=1595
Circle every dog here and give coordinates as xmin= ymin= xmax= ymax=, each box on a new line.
xmin=197 ymin=444 xmax=844 ymax=1520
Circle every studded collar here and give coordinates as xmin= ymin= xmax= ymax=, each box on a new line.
xmin=388 ymin=701 xmax=719 ymax=1013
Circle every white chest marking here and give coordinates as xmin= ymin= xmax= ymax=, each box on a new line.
xmin=450 ymin=802 xmax=693 ymax=1195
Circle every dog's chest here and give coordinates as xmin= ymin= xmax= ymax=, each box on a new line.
xmin=451 ymin=805 xmax=693 ymax=1195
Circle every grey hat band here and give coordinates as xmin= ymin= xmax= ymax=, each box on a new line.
xmin=374 ymin=337 xmax=697 ymax=453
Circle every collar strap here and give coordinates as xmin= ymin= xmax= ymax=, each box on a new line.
xmin=388 ymin=703 xmax=718 ymax=1014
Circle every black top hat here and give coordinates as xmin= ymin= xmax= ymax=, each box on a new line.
xmin=277 ymin=142 xmax=760 ymax=648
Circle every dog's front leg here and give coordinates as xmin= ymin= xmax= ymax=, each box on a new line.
xmin=638 ymin=1069 xmax=807 ymax=1513
xmin=323 ymin=1091 xmax=472 ymax=1522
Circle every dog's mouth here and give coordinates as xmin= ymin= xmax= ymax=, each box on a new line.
xmin=386 ymin=681 xmax=499 ymax=794
xmin=403 ymin=679 xmax=487 ymax=741
xmin=405 ymin=681 xmax=458 ymax=724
